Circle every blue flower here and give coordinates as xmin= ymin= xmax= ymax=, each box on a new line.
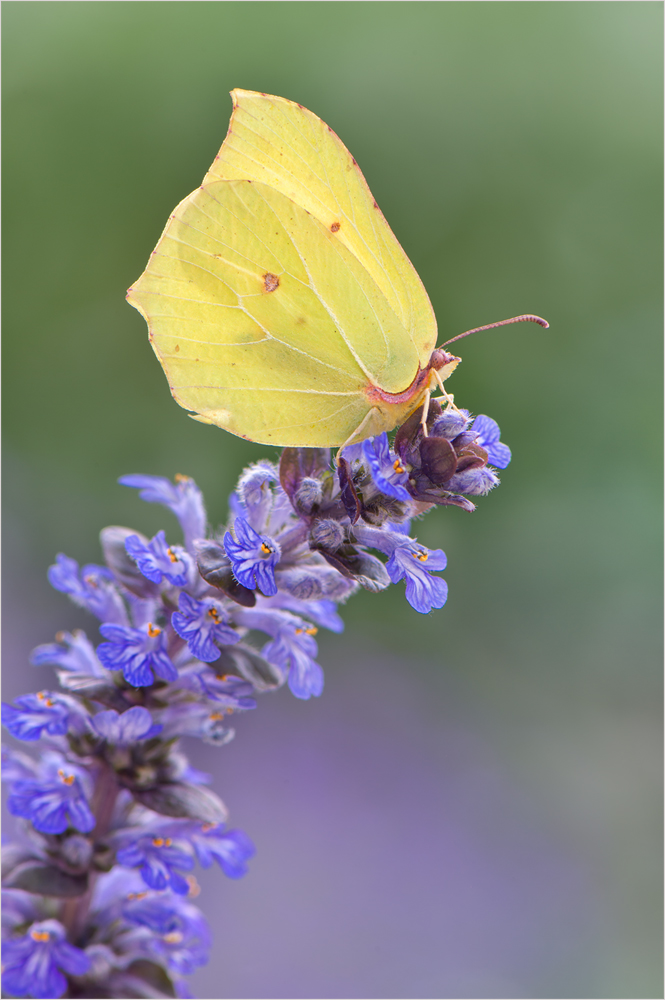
xmin=30 ymin=629 xmax=106 ymax=676
xmin=471 ymin=414 xmax=511 ymax=469
xmin=362 ymin=433 xmax=411 ymax=501
xmin=6 ymin=754 xmax=95 ymax=834
xmin=386 ymin=539 xmax=448 ymax=614
xmin=187 ymin=823 xmax=255 ymax=879
xmin=91 ymin=706 xmax=162 ymax=744
xmin=2 ymin=692 xmax=71 ymax=742
xmin=47 ymin=555 xmax=127 ymax=624
xmin=262 ymin=624 xmax=323 ymax=699
xmin=116 ymin=834 xmax=194 ymax=895
xmin=125 ymin=531 xmax=188 ymax=587
xmin=171 ymin=593 xmax=240 ymax=662
xmin=182 ymin=669 xmax=256 ymax=712
xmin=263 ymin=595 xmax=345 ymax=633
xmin=119 ymin=474 xmax=207 ymax=552
xmin=122 ymin=893 xmax=211 ymax=975
xmin=97 ymin=622 xmax=177 ymax=687
xmin=1 ymin=919 xmax=91 ymax=999
xmin=223 ymin=517 xmax=280 ymax=597
xmin=158 ymin=703 xmax=237 ymax=745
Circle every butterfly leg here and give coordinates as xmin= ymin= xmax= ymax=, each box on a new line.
xmin=432 ymin=369 xmax=463 ymax=414
xmin=420 ymin=388 xmax=431 ymax=438
xmin=334 ymin=407 xmax=390 ymax=465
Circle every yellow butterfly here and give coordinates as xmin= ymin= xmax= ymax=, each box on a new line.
xmin=127 ymin=90 xmax=546 ymax=449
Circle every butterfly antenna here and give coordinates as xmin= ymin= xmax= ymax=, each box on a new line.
xmin=441 ymin=314 xmax=549 ymax=348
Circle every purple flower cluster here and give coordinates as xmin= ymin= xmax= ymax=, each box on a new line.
xmin=2 ymin=406 xmax=510 ymax=997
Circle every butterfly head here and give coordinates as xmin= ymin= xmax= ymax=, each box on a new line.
xmin=428 ymin=349 xmax=461 ymax=382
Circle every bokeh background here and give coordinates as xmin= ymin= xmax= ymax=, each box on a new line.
xmin=3 ymin=3 xmax=662 ymax=998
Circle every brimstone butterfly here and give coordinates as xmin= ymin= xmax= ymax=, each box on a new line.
xmin=127 ymin=90 xmax=546 ymax=448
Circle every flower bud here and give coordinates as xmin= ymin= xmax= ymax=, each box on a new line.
xmin=430 ymin=410 xmax=469 ymax=439
xmin=309 ymin=518 xmax=345 ymax=551
xmin=295 ymin=477 xmax=323 ymax=513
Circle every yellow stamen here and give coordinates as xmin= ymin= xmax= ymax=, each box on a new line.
xmin=163 ymin=931 xmax=184 ymax=944
xmin=393 ymin=458 xmax=405 ymax=474
xmin=152 ymin=837 xmax=165 ymax=847
xmin=84 ymin=575 xmax=98 ymax=588
xmin=414 ymin=550 xmax=429 ymax=562
xmin=58 ymin=769 xmax=75 ymax=786
xmin=187 ymin=875 xmax=201 ymax=897
xmin=174 ymin=473 xmax=190 ymax=483
xmin=296 ymin=626 xmax=318 ymax=636
xmin=201 ymin=822 xmax=218 ymax=833
xmin=260 ymin=542 xmax=273 ymax=555
xmin=207 ymin=607 xmax=221 ymax=623
xmin=30 ymin=930 xmax=50 ymax=942
xmin=209 ymin=712 xmax=224 ymax=721
xmin=147 ymin=623 xmax=161 ymax=637
xmin=166 ymin=547 xmax=179 ymax=564
xmin=127 ymin=891 xmax=148 ymax=901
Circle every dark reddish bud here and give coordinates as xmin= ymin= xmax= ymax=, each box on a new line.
xmin=419 ymin=437 xmax=458 ymax=485
xmin=454 ymin=443 xmax=488 ymax=473
xmin=337 ymin=457 xmax=361 ymax=525
xmin=394 ymin=400 xmax=443 ymax=464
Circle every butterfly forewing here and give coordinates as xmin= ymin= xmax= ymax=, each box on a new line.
xmin=205 ymin=90 xmax=438 ymax=368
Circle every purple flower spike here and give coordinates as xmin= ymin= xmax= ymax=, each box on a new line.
xmin=223 ymin=517 xmax=280 ymax=597
xmin=362 ymin=433 xmax=411 ymax=501
xmin=2 ymin=692 xmax=71 ymax=742
xmin=1 ymin=919 xmax=91 ymax=999
xmin=47 ymin=555 xmax=127 ymax=624
xmin=471 ymin=414 xmax=512 ymax=469
xmin=119 ymin=474 xmax=207 ymax=552
xmin=386 ymin=540 xmax=448 ymax=614
xmin=97 ymin=622 xmax=177 ymax=687
xmin=172 ymin=593 xmax=240 ymax=662
xmin=91 ymin=706 xmax=162 ymax=743
xmin=188 ymin=823 xmax=256 ymax=878
xmin=125 ymin=530 xmax=188 ymax=586
xmin=116 ymin=834 xmax=195 ymax=895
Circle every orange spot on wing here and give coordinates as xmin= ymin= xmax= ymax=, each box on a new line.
xmin=263 ymin=272 xmax=280 ymax=293
xmin=330 ymin=222 xmax=341 ymax=233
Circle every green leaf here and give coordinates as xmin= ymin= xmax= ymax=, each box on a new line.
xmin=320 ymin=546 xmax=390 ymax=593
xmin=121 ymin=961 xmax=176 ymax=998
xmin=215 ymin=642 xmax=282 ymax=690
xmin=136 ymin=782 xmax=228 ymax=823
xmin=3 ymin=861 xmax=88 ymax=897
xmin=196 ymin=539 xmax=256 ymax=606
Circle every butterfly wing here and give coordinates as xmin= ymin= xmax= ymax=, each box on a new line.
xmin=127 ymin=178 xmax=421 ymax=446
xmin=204 ymin=90 xmax=438 ymax=370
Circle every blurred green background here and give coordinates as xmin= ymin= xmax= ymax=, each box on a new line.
xmin=3 ymin=3 xmax=662 ymax=998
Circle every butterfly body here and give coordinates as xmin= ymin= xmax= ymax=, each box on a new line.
xmin=128 ymin=90 xmax=458 ymax=447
